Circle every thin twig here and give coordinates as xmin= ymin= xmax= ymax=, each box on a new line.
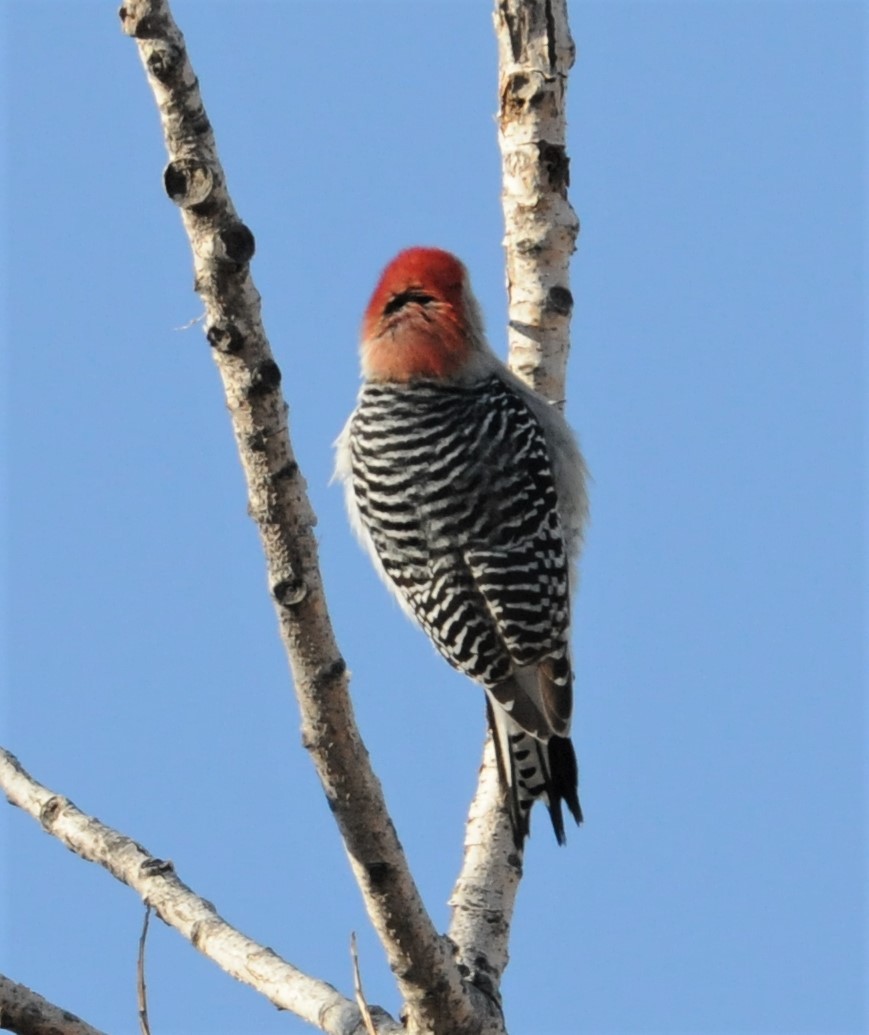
xmin=137 ymin=905 xmax=152 ymax=1035
xmin=350 ymin=934 xmax=378 ymax=1035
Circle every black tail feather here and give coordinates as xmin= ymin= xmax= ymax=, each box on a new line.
xmin=546 ymin=734 xmax=583 ymax=843
xmin=486 ymin=700 xmax=582 ymax=847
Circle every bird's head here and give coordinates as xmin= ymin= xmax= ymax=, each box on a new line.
xmin=360 ymin=247 xmax=490 ymax=383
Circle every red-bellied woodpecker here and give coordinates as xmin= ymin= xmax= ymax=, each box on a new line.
xmin=335 ymin=247 xmax=587 ymax=845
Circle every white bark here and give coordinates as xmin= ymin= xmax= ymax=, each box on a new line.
xmin=117 ymin=3 xmax=477 ymax=1033
xmin=0 ymin=974 xmax=108 ymax=1035
xmin=3 ymin=1 xmax=579 ymax=1031
xmin=495 ymin=0 xmax=579 ymax=407
xmin=0 ymin=748 xmax=399 ymax=1035
xmin=449 ymin=740 xmax=521 ymax=1001
xmin=446 ymin=0 xmax=581 ymax=1003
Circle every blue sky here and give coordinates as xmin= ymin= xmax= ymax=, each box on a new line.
xmin=2 ymin=2 xmax=865 ymax=1034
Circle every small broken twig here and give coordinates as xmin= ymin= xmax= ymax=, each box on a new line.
xmin=350 ymin=933 xmax=378 ymax=1035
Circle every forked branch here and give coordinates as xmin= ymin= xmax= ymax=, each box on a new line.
xmin=2 ymin=2 xmax=578 ymax=1032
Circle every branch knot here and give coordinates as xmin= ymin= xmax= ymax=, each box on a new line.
xmin=164 ymin=159 xmax=215 ymax=207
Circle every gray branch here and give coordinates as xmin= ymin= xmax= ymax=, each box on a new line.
xmin=0 ymin=974 xmax=108 ymax=1035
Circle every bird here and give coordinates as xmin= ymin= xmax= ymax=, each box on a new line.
xmin=335 ymin=246 xmax=587 ymax=845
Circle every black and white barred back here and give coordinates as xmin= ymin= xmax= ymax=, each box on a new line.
xmin=347 ymin=374 xmax=581 ymax=843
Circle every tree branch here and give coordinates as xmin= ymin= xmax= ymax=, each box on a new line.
xmin=448 ymin=740 xmax=521 ymax=1003
xmin=495 ymin=0 xmax=579 ymax=407
xmin=116 ymin=2 xmax=478 ymax=1031
xmin=448 ymin=0 xmax=579 ymax=994
xmin=0 ymin=747 xmax=402 ymax=1035
xmin=0 ymin=974 xmax=107 ymax=1035
xmin=5 ymin=2 xmax=579 ymax=1031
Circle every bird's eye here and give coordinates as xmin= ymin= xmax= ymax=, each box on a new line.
xmin=383 ymin=290 xmax=436 ymax=316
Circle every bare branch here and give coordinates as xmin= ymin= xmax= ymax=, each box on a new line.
xmin=448 ymin=739 xmax=521 ymax=1002
xmin=115 ymin=2 xmax=478 ymax=1030
xmin=5 ymin=3 xmax=579 ymax=1032
xmin=0 ymin=974 xmax=107 ymax=1035
xmin=495 ymin=0 xmax=579 ymax=406
xmin=0 ymin=747 xmax=400 ymax=1035
xmin=448 ymin=0 xmax=579 ymax=993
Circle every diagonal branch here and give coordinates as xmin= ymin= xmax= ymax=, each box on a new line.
xmin=0 ymin=974 xmax=108 ymax=1035
xmin=116 ymin=2 xmax=478 ymax=1032
xmin=0 ymin=747 xmax=400 ymax=1035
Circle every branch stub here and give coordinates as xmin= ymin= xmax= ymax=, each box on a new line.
xmin=164 ymin=159 xmax=214 ymax=207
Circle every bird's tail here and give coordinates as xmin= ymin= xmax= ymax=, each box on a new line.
xmin=486 ymin=699 xmax=582 ymax=847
